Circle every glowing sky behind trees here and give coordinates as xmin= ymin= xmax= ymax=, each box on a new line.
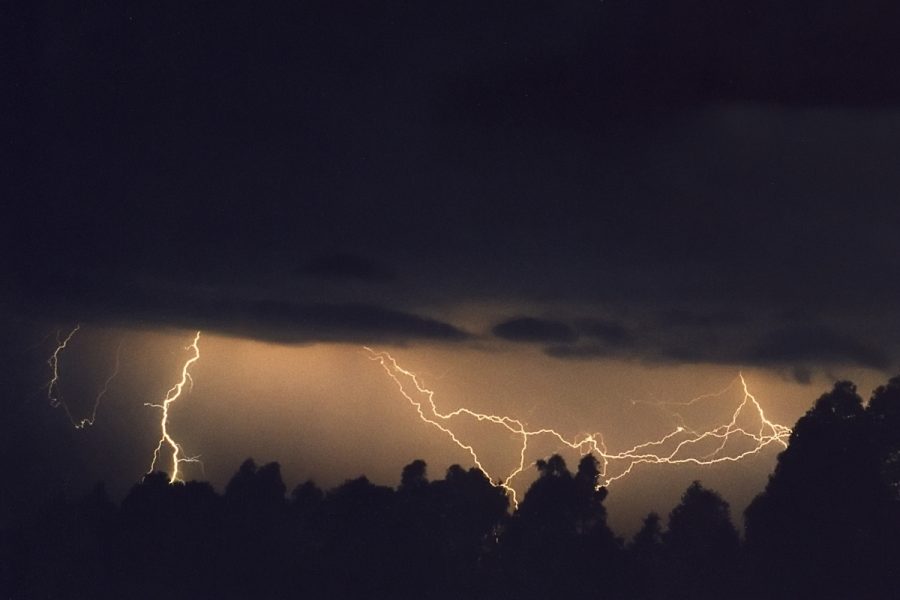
xmin=3 ymin=325 xmax=886 ymax=534
xmin=5 ymin=0 xmax=900 ymax=534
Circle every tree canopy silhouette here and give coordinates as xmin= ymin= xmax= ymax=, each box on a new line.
xmin=4 ymin=375 xmax=900 ymax=599
xmin=745 ymin=380 xmax=900 ymax=600
xmin=498 ymin=454 xmax=623 ymax=599
xmin=663 ymin=481 xmax=740 ymax=600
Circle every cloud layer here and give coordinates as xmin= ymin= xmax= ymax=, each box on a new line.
xmin=8 ymin=1 xmax=900 ymax=376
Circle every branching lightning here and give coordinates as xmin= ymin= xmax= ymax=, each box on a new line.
xmin=45 ymin=327 xmax=790 ymax=498
xmin=46 ymin=326 xmax=204 ymax=482
xmin=47 ymin=326 xmax=124 ymax=429
xmin=144 ymin=331 xmax=203 ymax=483
xmin=366 ymin=348 xmax=791 ymax=507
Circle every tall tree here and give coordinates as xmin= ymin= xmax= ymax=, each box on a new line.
xmin=663 ymin=481 xmax=740 ymax=600
xmin=744 ymin=381 xmax=891 ymax=599
xmin=498 ymin=454 xmax=622 ymax=599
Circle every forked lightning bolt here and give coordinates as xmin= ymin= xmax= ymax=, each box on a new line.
xmin=366 ymin=348 xmax=792 ymax=507
xmin=145 ymin=331 xmax=203 ymax=483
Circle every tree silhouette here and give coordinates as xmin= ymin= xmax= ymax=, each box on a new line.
xmin=627 ymin=512 xmax=664 ymax=599
xmin=314 ymin=475 xmax=399 ymax=596
xmin=429 ymin=464 xmax=508 ymax=598
xmin=869 ymin=376 xmax=900 ymax=497
xmin=221 ymin=459 xmax=291 ymax=599
xmin=6 ymin=376 xmax=900 ymax=599
xmin=399 ymin=458 xmax=428 ymax=492
xmin=744 ymin=381 xmax=894 ymax=600
xmin=392 ymin=461 xmax=508 ymax=599
xmin=663 ymin=481 xmax=740 ymax=600
xmin=114 ymin=473 xmax=224 ymax=599
xmin=499 ymin=454 xmax=623 ymax=599
xmin=7 ymin=488 xmax=113 ymax=598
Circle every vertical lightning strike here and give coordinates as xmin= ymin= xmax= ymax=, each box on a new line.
xmin=47 ymin=324 xmax=81 ymax=408
xmin=366 ymin=348 xmax=792 ymax=507
xmin=145 ymin=331 xmax=203 ymax=484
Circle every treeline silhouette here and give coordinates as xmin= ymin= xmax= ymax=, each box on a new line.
xmin=3 ymin=377 xmax=899 ymax=599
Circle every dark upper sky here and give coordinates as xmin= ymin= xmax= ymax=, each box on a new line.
xmin=7 ymin=0 xmax=900 ymax=377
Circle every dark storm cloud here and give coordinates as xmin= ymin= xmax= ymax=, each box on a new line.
xmin=536 ymin=312 xmax=893 ymax=377
xmin=655 ymin=310 xmax=748 ymax=331
xmin=492 ymin=317 xmax=636 ymax=348
xmin=194 ymin=300 xmax=470 ymax=344
xmin=300 ymin=254 xmax=395 ymax=283
xmin=545 ymin=344 xmax=614 ymax=360
xmin=444 ymin=0 xmax=900 ymax=132
xmin=539 ymin=318 xmax=636 ymax=361
xmin=749 ymin=327 xmax=890 ymax=371
xmin=580 ymin=319 xmax=632 ymax=345
xmin=535 ymin=314 xmax=704 ymax=363
xmin=791 ymin=366 xmax=814 ymax=386
xmin=492 ymin=318 xmax=578 ymax=344
xmin=5 ymin=283 xmax=469 ymax=345
xmin=8 ymin=1 xmax=900 ymax=370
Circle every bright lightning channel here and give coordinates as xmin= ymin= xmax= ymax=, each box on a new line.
xmin=365 ymin=348 xmax=792 ymax=508
xmin=145 ymin=331 xmax=203 ymax=484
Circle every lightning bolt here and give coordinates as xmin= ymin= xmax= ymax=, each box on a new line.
xmin=47 ymin=326 xmax=124 ymax=429
xmin=47 ymin=324 xmax=81 ymax=408
xmin=145 ymin=331 xmax=203 ymax=484
xmin=366 ymin=348 xmax=791 ymax=508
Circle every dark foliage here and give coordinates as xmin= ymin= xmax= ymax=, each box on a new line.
xmin=663 ymin=482 xmax=740 ymax=600
xmin=497 ymin=454 xmax=623 ymax=599
xmin=4 ymin=376 xmax=900 ymax=599
xmin=745 ymin=379 xmax=900 ymax=600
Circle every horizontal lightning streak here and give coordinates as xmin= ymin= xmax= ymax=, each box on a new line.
xmin=366 ymin=348 xmax=791 ymax=508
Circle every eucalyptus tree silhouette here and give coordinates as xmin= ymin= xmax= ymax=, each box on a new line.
xmin=864 ymin=376 xmax=900 ymax=593
xmin=393 ymin=461 xmax=508 ymax=599
xmin=627 ymin=512 xmax=665 ymax=600
xmin=498 ymin=454 xmax=623 ymax=599
xmin=869 ymin=376 xmax=900 ymax=497
xmin=663 ymin=481 xmax=740 ymax=600
xmin=315 ymin=475 xmax=399 ymax=597
xmin=221 ymin=459 xmax=291 ymax=599
xmin=118 ymin=473 xmax=223 ymax=599
xmin=744 ymin=381 xmax=895 ymax=600
xmin=7 ymin=374 xmax=900 ymax=600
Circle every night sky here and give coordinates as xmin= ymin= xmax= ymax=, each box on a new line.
xmin=5 ymin=0 xmax=900 ymax=534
